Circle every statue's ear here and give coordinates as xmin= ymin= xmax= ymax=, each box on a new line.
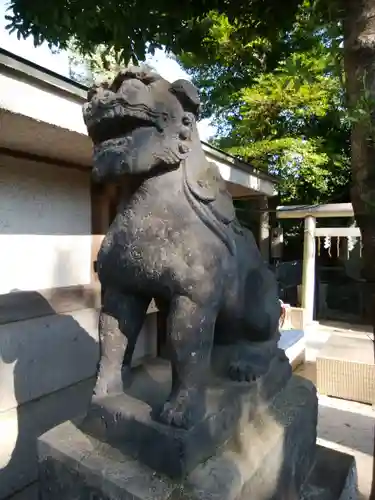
xmin=185 ymin=161 xmax=236 ymax=224
xmin=169 ymin=79 xmax=200 ymax=118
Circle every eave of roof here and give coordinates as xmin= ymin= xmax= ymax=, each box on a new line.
xmin=0 ymin=47 xmax=278 ymax=185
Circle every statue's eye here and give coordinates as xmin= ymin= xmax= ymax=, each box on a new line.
xmin=179 ymin=128 xmax=190 ymax=140
xmin=182 ymin=115 xmax=192 ymax=126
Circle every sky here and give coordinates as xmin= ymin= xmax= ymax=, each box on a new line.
xmin=0 ymin=0 xmax=216 ymax=140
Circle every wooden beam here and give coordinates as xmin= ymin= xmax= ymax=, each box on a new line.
xmin=314 ymin=227 xmax=361 ymax=237
xmin=0 ymin=147 xmax=90 ymax=172
xmin=277 ymin=203 xmax=354 ymax=219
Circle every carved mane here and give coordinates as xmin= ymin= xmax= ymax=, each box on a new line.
xmin=84 ymin=68 xmax=239 ymax=255
xmin=183 ymin=160 xmax=237 ymax=256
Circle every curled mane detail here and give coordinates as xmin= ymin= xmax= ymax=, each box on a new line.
xmin=182 ymin=162 xmax=237 ymax=256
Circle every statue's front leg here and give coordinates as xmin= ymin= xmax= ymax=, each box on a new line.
xmin=157 ymin=295 xmax=217 ymax=429
xmin=92 ymin=289 xmax=150 ymax=400
xmin=93 ymin=310 xmax=126 ymax=399
xmin=228 ymin=266 xmax=282 ymax=382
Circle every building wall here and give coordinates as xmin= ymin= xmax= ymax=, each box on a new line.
xmin=0 ymin=154 xmax=91 ymax=293
xmin=0 ymin=155 xmax=94 ymax=499
xmin=0 ymin=154 xmax=157 ymax=500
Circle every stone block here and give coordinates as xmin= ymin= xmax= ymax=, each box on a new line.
xmin=79 ymin=349 xmax=292 ymax=478
xmin=300 ymin=445 xmax=357 ymax=500
xmin=38 ymin=429 xmax=176 ymax=500
xmin=181 ymin=376 xmax=318 ymax=500
xmin=38 ymin=375 xmax=319 ymax=500
xmin=0 ymin=378 xmax=94 ymax=500
xmin=0 ymin=309 xmax=157 ymax=413
xmin=0 ymin=309 xmax=99 ymax=412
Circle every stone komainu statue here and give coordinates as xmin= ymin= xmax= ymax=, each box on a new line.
xmin=83 ymin=67 xmax=282 ymax=429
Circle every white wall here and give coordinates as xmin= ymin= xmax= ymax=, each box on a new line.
xmin=0 ymin=154 xmax=91 ymax=293
xmin=0 ymin=66 xmax=277 ymax=198
xmin=202 ymin=146 xmax=277 ymax=198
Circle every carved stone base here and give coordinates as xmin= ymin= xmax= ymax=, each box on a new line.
xmin=78 ymin=348 xmax=291 ymax=479
xmin=36 ymin=375 xmax=352 ymax=500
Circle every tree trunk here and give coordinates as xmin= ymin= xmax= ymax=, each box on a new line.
xmin=343 ymin=0 xmax=375 ymax=326
xmin=342 ymin=2 xmax=375 ymax=496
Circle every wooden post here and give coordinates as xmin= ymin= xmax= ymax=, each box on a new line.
xmin=90 ymin=182 xmax=113 ymax=284
xmin=258 ymin=196 xmax=270 ymax=262
xmin=271 ymin=226 xmax=284 ymax=261
xmin=301 ymin=216 xmax=316 ymax=325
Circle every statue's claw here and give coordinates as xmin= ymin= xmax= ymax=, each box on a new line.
xmin=92 ymin=371 xmax=124 ymax=399
xmin=228 ymin=360 xmax=264 ymax=382
xmin=157 ymin=388 xmax=203 ymax=430
xmin=227 ymin=340 xmax=278 ymax=383
xmin=228 ymin=361 xmax=259 ymax=382
xmin=228 ymin=349 xmax=273 ymax=383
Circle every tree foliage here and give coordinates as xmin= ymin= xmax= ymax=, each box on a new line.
xmin=5 ymin=0 xmax=303 ymax=63
xmin=178 ymin=8 xmax=350 ymax=205
xmin=5 ymin=0 xmax=352 ymax=207
xmin=67 ymin=40 xmax=123 ymax=85
xmin=67 ymin=40 xmax=154 ymax=86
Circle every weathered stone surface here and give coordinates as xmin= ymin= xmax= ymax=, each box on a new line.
xmin=38 ymin=423 xmax=176 ymax=500
xmin=38 ymin=375 xmax=322 ymax=500
xmin=180 ymin=376 xmax=318 ymax=500
xmin=0 ymin=378 xmax=94 ymax=500
xmin=82 ymin=67 xmax=283 ymax=430
xmin=300 ymin=445 xmax=357 ymax=500
xmin=7 ymin=483 xmax=39 ymax=500
xmin=0 ymin=309 xmax=98 ymax=413
xmin=79 ymin=349 xmax=291 ymax=478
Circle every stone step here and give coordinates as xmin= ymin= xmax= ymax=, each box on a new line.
xmin=37 ymin=375 xmax=319 ymax=500
xmin=9 ymin=445 xmax=359 ymax=500
xmin=301 ymin=445 xmax=357 ymax=500
xmin=0 ymin=378 xmax=94 ymax=500
xmin=77 ymin=350 xmax=292 ymax=479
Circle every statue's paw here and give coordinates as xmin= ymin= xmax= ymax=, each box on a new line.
xmin=228 ymin=359 xmax=268 ymax=383
xmin=156 ymin=389 xmax=202 ymax=430
xmin=158 ymin=401 xmax=192 ymax=429
xmin=92 ymin=371 xmax=124 ymax=400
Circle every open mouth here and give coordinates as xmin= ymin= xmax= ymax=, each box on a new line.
xmin=89 ymin=114 xmax=155 ymax=145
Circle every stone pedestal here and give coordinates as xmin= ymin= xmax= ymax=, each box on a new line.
xmin=37 ymin=349 xmax=357 ymax=500
xmin=77 ymin=348 xmax=292 ymax=479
